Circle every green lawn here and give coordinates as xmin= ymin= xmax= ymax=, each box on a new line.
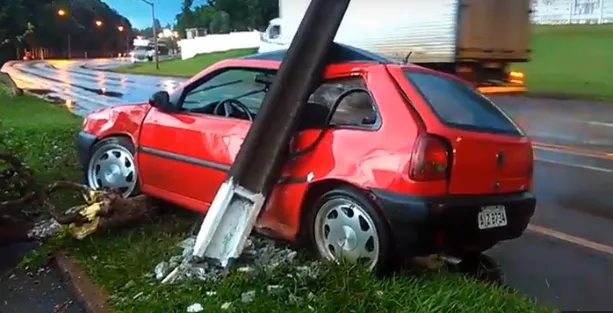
xmin=1 ymin=85 xmax=550 ymax=313
xmin=514 ymin=24 xmax=613 ymax=101
xmin=114 ymin=48 xmax=258 ymax=77
xmin=0 ymin=86 xmax=83 ymax=212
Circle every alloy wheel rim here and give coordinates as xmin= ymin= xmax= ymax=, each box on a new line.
xmin=313 ymin=197 xmax=381 ymax=270
xmin=86 ymin=144 xmax=137 ymax=198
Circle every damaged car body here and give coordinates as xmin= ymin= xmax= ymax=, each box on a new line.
xmin=76 ymin=43 xmax=536 ymax=271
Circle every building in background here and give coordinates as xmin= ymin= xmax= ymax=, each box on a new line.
xmin=532 ymin=0 xmax=613 ymax=24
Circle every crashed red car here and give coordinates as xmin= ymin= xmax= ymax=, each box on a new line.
xmin=76 ymin=44 xmax=536 ymax=271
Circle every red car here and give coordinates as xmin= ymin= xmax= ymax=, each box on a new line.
xmin=76 ymin=44 xmax=535 ymax=271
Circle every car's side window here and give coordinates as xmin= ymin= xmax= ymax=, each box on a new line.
xmin=181 ymin=68 xmax=273 ymax=117
xmin=307 ymin=76 xmax=378 ymax=128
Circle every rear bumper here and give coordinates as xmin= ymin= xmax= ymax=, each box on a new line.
xmin=370 ymin=189 xmax=536 ymax=258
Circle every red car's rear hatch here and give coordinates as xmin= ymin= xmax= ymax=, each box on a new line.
xmin=387 ymin=65 xmax=533 ymax=195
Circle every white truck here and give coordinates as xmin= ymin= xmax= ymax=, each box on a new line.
xmin=259 ymin=0 xmax=532 ymax=93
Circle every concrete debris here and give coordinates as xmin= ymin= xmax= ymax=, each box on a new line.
xmin=27 ymin=218 xmax=62 ymax=240
xmin=241 ymin=290 xmax=256 ymax=303
xmin=266 ymin=285 xmax=283 ymax=295
xmin=221 ymin=302 xmax=231 ymax=310
xmin=186 ymin=303 xmax=204 ymax=312
xmin=155 ymin=235 xmax=308 ymax=284
xmin=154 ymin=262 xmax=169 ymax=280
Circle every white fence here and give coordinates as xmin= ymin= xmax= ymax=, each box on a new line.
xmin=532 ymin=0 xmax=613 ymax=24
xmin=178 ymin=31 xmax=261 ymax=60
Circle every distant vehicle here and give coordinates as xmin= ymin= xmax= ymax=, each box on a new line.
xmin=129 ymin=45 xmax=155 ymax=62
xmin=129 ymin=43 xmax=170 ymax=62
xmin=259 ymin=0 xmax=532 ymax=94
xmin=77 ymin=44 xmax=536 ymax=272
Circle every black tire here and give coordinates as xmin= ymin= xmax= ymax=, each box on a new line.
xmin=147 ymin=56 xmax=153 ymax=62
xmin=303 ymin=186 xmax=393 ymax=273
xmin=85 ymin=136 xmax=140 ymax=197
xmin=457 ymin=253 xmax=505 ymax=285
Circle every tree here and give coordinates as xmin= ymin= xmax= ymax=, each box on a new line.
xmin=209 ymin=10 xmax=231 ymax=34
xmin=0 ymin=0 xmax=134 ymax=66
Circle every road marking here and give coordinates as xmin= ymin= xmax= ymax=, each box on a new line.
xmin=527 ymin=224 xmax=613 ymax=256
xmin=534 ymin=158 xmax=613 ymax=173
xmin=533 ymin=141 xmax=613 ymax=160
xmin=587 ymin=120 xmax=613 ymax=128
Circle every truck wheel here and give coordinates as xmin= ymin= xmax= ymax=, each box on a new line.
xmin=147 ymin=56 xmax=153 ymax=62
xmin=305 ymin=186 xmax=391 ymax=272
xmin=457 ymin=253 xmax=505 ymax=285
xmin=85 ymin=137 xmax=139 ymax=198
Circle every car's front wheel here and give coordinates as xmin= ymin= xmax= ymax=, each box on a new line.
xmin=85 ymin=137 xmax=139 ymax=198
xmin=307 ymin=187 xmax=391 ymax=271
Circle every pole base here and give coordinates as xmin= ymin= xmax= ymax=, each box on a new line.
xmin=192 ymin=178 xmax=266 ymax=268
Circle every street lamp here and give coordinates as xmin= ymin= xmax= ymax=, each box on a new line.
xmin=117 ymin=26 xmax=130 ymax=56
xmin=140 ymin=0 xmax=159 ymax=69
xmin=57 ymin=9 xmax=71 ymax=59
xmin=95 ymin=20 xmax=103 ymax=27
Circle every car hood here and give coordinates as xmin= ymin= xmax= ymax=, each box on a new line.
xmin=82 ymin=103 xmax=151 ymax=138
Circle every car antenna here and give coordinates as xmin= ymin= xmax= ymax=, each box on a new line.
xmin=402 ymin=51 xmax=412 ymax=64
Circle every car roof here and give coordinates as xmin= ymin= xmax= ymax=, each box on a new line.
xmin=241 ymin=43 xmax=402 ymax=65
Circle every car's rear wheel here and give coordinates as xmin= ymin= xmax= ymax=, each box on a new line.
xmin=307 ymin=187 xmax=391 ymax=271
xmin=85 ymin=137 xmax=139 ymax=198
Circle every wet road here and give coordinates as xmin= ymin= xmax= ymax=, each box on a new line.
xmin=2 ymin=59 xmax=613 ymax=311
xmin=1 ymin=58 xmax=184 ymax=116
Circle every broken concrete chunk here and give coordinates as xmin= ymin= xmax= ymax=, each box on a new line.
xmin=154 ymin=261 xmax=169 ymax=280
xmin=186 ymin=303 xmax=204 ymax=312
xmin=266 ymin=285 xmax=283 ymax=295
xmin=241 ymin=290 xmax=256 ymax=303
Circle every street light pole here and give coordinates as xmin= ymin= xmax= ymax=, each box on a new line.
xmin=141 ymin=0 xmax=159 ymax=69
xmin=57 ymin=9 xmax=71 ymax=59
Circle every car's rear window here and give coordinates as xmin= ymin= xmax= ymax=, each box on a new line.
xmin=404 ymin=71 xmax=522 ymax=136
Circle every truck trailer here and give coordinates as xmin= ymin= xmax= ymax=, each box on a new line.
xmin=258 ymin=0 xmax=532 ymax=93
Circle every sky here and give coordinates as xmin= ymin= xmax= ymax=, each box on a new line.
xmin=102 ymin=0 xmax=207 ymax=29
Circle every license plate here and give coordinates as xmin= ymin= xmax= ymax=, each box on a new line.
xmin=477 ymin=205 xmax=507 ymax=229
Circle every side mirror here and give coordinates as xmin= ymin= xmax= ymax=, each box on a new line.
xmin=148 ymin=91 xmax=174 ymax=112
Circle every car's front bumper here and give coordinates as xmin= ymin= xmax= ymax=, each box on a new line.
xmin=76 ymin=131 xmax=97 ymax=169
xmin=370 ymin=189 xmax=536 ymax=258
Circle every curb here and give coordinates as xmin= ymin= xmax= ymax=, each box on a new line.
xmin=54 ymin=251 xmax=112 ymax=313
xmin=0 ymin=72 xmax=24 ymax=97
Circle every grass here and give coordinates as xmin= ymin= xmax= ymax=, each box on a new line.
xmin=1 ymin=85 xmax=550 ymax=313
xmin=0 ymin=86 xmax=83 ymax=213
xmin=62 ymin=215 xmax=551 ymax=313
xmin=515 ymin=24 xmax=613 ymax=101
xmin=114 ymin=48 xmax=258 ymax=77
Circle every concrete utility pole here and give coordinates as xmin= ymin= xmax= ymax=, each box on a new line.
xmin=191 ymin=0 xmax=352 ymax=267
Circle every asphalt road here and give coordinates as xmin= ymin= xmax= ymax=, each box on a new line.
xmin=2 ymin=59 xmax=613 ymax=311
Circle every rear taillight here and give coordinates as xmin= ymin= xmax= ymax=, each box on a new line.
xmin=409 ymin=134 xmax=451 ymax=181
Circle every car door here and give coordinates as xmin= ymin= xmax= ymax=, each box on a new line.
xmin=137 ymin=68 xmax=270 ymax=212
